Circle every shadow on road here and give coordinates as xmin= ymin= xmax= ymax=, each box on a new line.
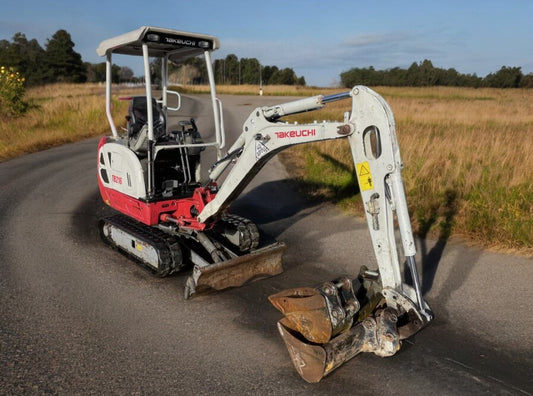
xmin=70 ymin=188 xmax=114 ymax=245
xmin=231 ymin=179 xmax=310 ymax=226
xmin=402 ymin=189 xmax=460 ymax=296
xmin=419 ymin=189 xmax=458 ymax=294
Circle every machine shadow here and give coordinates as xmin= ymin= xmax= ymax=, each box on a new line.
xmin=282 ymin=150 xmax=361 ymax=204
xmin=310 ymin=152 xmax=361 ymax=202
xmin=70 ymin=187 xmax=116 ymax=246
xmin=404 ymin=189 xmax=459 ymax=295
xmin=230 ymin=179 xmax=309 ymax=226
xmin=231 ymin=151 xmax=360 ymax=232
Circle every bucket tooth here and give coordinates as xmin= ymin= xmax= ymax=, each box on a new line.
xmin=184 ymin=242 xmax=286 ymax=299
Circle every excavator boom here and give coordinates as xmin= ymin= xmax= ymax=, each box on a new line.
xmin=194 ymin=86 xmax=433 ymax=381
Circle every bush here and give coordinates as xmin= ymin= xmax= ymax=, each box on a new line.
xmin=0 ymin=66 xmax=28 ymax=116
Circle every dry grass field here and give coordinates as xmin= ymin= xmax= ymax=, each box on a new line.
xmin=1 ymin=83 xmax=531 ymax=255
xmin=283 ymin=86 xmax=533 ymax=255
xmin=0 ymin=84 xmax=134 ymax=160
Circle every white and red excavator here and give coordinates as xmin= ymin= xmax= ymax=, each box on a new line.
xmin=96 ymin=26 xmax=433 ymax=382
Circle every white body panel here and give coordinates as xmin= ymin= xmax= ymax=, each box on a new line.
xmin=98 ymin=142 xmax=146 ymax=199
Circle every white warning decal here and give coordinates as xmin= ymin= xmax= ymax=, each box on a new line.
xmin=255 ymin=140 xmax=270 ymax=160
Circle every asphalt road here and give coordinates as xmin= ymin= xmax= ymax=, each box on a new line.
xmin=1 ymin=94 xmax=532 ymax=395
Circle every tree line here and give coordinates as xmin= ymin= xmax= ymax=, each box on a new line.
xmin=0 ymin=30 xmax=86 ymax=86
xmin=340 ymin=59 xmax=533 ymax=88
xmin=1 ymin=30 xmax=532 ymax=88
xmin=213 ymin=55 xmax=306 ymax=86
xmin=0 ymin=30 xmax=305 ymax=87
xmin=0 ymin=30 xmax=145 ymax=86
xmin=151 ymin=54 xmax=305 ymax=86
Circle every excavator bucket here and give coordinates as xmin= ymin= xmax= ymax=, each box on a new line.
xmin=268 ymin=287 xmax=336 ymax=344
xmin=269 ymin=275 xmax=429 ymax=382
xmin=275 ymin=308 xmax=401 ymax=383
xmin=269 ymin=276 xmax=383 ymax=343
xmin=268 ymin=277 xmax=361 ymax=344
xmin=184 ymin=242 xmax=286 ymax=299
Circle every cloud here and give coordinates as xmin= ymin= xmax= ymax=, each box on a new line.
xmin=344 ymin=32 xmax=409 ymax=47
xmin=217 ymin=30 xmax=533 ymax=86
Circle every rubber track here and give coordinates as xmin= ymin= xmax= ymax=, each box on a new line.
xmin=218 ymin=214 xmax=260 ymax=251
xmin=101 ymin=214 xmax=185 ymax=276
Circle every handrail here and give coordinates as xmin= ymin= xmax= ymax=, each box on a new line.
xmin=142 ymin=42 xmax=155 ymax=197
xmin=166 ymin=90 xmax=182 ymax=111
xmin=204 ymin=50 xmax=224 ymax=159
xmin=153 ymin=141 xmax=222 ymax=158
xmin=105 ymin=53 xmax=118 ymax=138
xmin=215 ymin=97 xmax=225 ymax=149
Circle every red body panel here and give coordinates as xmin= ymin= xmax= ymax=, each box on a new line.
xmin=97 ymin=137 xmax=216 ymax=230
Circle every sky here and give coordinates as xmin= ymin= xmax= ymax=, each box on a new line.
xmin=1 ymin=0 xmax=532 ymax=87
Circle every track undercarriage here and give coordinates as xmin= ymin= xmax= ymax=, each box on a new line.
xmin=99 ymin=213 xmax=285 ymax=298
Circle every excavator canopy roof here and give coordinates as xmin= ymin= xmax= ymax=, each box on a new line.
xmin=96 ymin=26 xmax=219 ymax=63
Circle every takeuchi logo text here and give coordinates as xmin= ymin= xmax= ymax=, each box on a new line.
xmin=164 ymin=37 xmax=195 ymax=46
xmin=275 ymin=129 xmax=316 ymax=139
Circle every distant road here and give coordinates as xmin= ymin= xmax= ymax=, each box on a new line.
xmin=1 ymin=94 xmax=532 ymax=395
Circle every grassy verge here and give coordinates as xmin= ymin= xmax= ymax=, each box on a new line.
xmin=280 ymin=87 xmax=533 ymax=256
xmin=0 ymin=83 xmax=138 ymax=162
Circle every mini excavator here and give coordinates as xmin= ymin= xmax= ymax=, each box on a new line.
xmin=96 ymin=26 xmax=433 ymax=382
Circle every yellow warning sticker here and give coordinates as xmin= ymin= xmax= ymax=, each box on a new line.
xmin=136 ymin=243 xmax=142 ymax=251
xmin=356 ymin=161 xmax=374 ymax=191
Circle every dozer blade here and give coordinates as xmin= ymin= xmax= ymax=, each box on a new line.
xmin=184 ymin=242 xmax=286 ymax=299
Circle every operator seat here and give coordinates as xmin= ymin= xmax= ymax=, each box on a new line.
xmin=127 ymin=96 xmax=166 ymax=154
